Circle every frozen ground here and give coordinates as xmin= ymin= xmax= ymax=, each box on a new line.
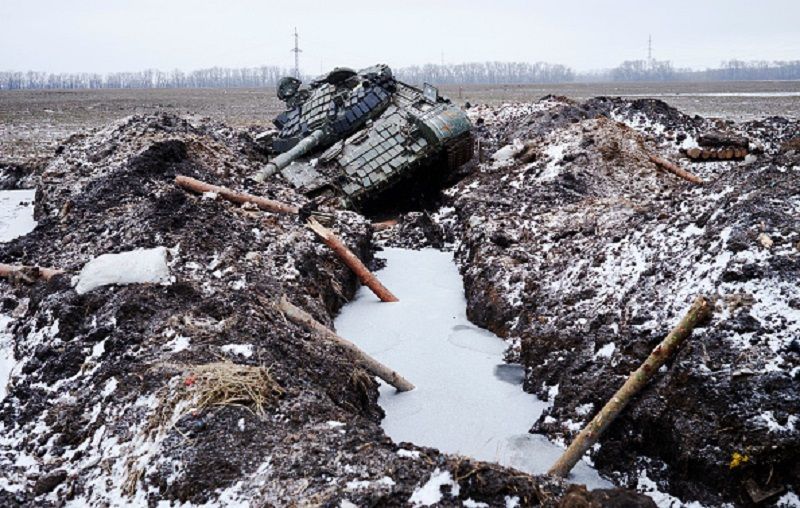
xmin=0 ymin=189 xmax=36 ymax=401
xmin=335 ymin=247 xmax=610 ymax=489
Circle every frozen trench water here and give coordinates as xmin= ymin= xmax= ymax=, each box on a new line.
xmin=335 ymin=247 xmax=610 ymax=489
xmin=0 ymin=189 xmax=37 ymax=401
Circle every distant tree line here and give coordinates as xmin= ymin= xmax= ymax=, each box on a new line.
xmin=697 ymin=60 xmax=800 ymax=81
xmin=0 ymin=66 xmax=293 ymax=90
xmin=608 ymin=59 xmax=681 ymax=81
xmin=394 ymin=62 xmax=575 ymax=85
xmin=1 ymin=59 xmax=799 ymax=90
xmin=0 ymin=61 xmax=574 ymax=90
xmin=596 ymin=59 xmax=800 ymax=82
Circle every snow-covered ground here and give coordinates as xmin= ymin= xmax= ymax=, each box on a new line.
xmin=0 ymin=189 xmax=37 ymax=401
xmin=335 ymin=247 xmax=610 ymax=489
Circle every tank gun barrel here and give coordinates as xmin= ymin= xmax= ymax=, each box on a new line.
xmin=254 ymin=129 xmax=326 ymax=182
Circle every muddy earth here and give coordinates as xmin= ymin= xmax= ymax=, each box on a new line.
xmin=0 ymin=113 xmax=665 ymax=507
xmin=434 ymin=97 xmax=798 ymax=506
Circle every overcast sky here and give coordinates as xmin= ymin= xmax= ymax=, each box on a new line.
xmin=2 ymin=0 xmax=798 ymax=74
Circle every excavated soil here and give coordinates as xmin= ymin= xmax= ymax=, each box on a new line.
xmin=443 ymin=97 xmax=800 ymax=507
xmin=0 ymin=113 xmax=662 ymax=507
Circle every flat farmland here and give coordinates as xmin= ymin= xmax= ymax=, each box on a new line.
xmin=1 ymin=81 xmax=798 ymax=163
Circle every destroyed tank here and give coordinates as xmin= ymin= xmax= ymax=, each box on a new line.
xmin=254 ymin=65 xmax=473 ymax=209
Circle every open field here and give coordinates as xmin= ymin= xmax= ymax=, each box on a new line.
xmin=1 ymin=81 xmax=799 ymax=163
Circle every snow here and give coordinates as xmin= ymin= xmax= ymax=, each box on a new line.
xmin=335 ymin=248 xmax=610 ymax=488
xmin=0 ymin=190 xmax=37 ymax=401
xmin=167 ymin=335 xmax=191 ymax=353
xmin=594 ymin=342 xmax=616 ymax=359
xmin=492 ymin=141 xmax=523 ymax=162
xmin=0 ymin=316 xmax=15 ymax=401
xmin=73 ymin=246 xmax=172 ymax=294
xmin=221 ymin=344 xmax=254 ymax=358
xmin=397 ymin=448 xmax=421 ymax=459
xmin=637 ymin=472 xmax=707 ymax=508
xmin=760 ymin=411 xmax=798 ymax=433
xmin=408 ymin=468 xmax=460 ymax=506
xmin=346 ymin=476 xmax=395 ymax=490
xmin=102 ymin=377 xmax=118 ymax=397
xmin=464 ymin=499 xmax=489 ymax=507
xmin=777 ymin=491 xmax=800 ymax=507
xmin=0 ymin=189 xmax=36 ymax=242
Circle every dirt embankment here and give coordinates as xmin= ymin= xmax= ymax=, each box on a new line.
xmin=449 ymin=97 xmax=799 ymax=506
xmin=0 ymin=113 xmax=657 ymax=507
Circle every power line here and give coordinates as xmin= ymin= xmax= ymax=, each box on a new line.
xmin=291 ymin=27 xmax=302 ymax=78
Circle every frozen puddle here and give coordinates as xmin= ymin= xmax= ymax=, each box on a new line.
xmin=335 ymin=247 xmax=610 ymax=488
xmin=0 ymin=189 xmax=37 ymax=401
xmin=0 ymin=189 xmax=36 ymax=242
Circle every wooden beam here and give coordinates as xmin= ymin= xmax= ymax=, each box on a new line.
xmin=306 ymin=218 xmax=398 ymax=303
xmin=649 ymin=155 xmax=704 ymax=185
xmin=0 ymin=263 xmax=64 ymax=283
xmin=175 ymin=175 xmax=300 ymax=214
xmin=278 ymin=296 xmax=414 ymax=392
xmin=548 ymin=296 xmax=712 ymax=478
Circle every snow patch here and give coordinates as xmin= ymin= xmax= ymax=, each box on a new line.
xmin=397 ymin=448 xmax=421 ymax=459
xmin=167 ymin=335 xmax=191 ymax=353
xmin=409 ymin=468 xmax=460 ymax=506
xmin=637 ymin=472 xmax=706 ymax=507
xmin=776 ymin=491 xmax=800 ymax=507
xmin=594 ymin=342 xmax=615 ymax=359
xmin=760 ymin=411 xmax=797 ymax=433
xmin=464 ymin=499 xmax=489 ymax=508
xmin=0 ymin=315 xmax=16 ymax=400
xmin=346 ymin=476 xmax=395 ymax=490
xmin=220 ymin=344 xmax=254 ymax=358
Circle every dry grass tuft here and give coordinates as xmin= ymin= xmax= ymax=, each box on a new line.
xmin=185 ymin=361 xmax=284 ymax=418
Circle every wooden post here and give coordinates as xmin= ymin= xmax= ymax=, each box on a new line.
xmin=278 ymin=296 xmax=414 ymax=392
xmin=648 ymin=155 xmax=704 ymax=185
xmin=548 ymin=296 xmax=712 ymax=478
xmin=306 ymin=218 xmax=399 ymax=303
xmin=0 ymin=263 xmax=64 ymax=283
xmin=175 ymin=175 xmax=300 ymax=214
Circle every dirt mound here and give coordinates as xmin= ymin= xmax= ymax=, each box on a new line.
xmin=0 ymin=113 xmax=637 ymax=506
xmin=452 ymin=97 xmax=800 ymax=506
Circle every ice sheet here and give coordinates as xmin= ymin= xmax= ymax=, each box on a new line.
xmin=0 ymin=189 xmax=36 ymax=401
xmin=335 ymin=247 xmax=609 ymax=488
xmin=0 ymin=189 xmax=36 ymax=243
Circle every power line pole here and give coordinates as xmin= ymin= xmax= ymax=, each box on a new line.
xmin=648 ymin=34 xmax=653 ymax=67
xmin=291 ymin=27 xmax=302 ymax=79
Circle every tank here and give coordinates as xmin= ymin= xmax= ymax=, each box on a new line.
xmin=254 ymin=64 xmax=473 ymax=209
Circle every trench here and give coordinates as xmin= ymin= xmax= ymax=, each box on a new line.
xmin=335 ymin=246 xmax=611 ymax=488
xmin=0 ymin=189 xmax=36 ymax=400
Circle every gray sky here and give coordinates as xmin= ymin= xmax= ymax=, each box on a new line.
xmin=1 ymin=0 xmax=798 ymax=74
